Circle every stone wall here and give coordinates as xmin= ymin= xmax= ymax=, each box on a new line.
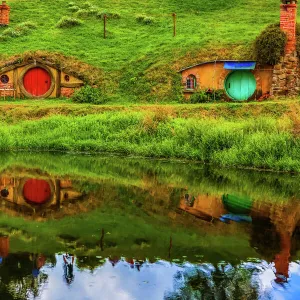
xmin=272 ymin=53 xmax=299 ymax=96
xmin=271 ymin=2 xmax=299 ymax=96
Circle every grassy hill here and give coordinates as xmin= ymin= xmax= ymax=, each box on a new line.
xmin=0 ymin=0 xmax=293 ymax=102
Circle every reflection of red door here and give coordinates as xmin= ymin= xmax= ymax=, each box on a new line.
xmin=23 ymin=179 xmax=51 ymax=204
xmin=23 ymin=67 xmax=51 ymax=96
xmin=0 ymin=237 xmax=9 ymax=257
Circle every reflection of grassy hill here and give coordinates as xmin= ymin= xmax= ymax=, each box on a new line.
xmin=0 ymin=205 xmax=257 ymax=264
xmin=0 ymin=152 xmax=299 ymax=201
xmin=0 ymin=152 xmax=298 ymax=265
xmin=0 ymin=0 xmax=288 ymax=101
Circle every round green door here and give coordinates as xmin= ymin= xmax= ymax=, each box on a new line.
xmin=225 ymin=70 xmax=256 ymax=101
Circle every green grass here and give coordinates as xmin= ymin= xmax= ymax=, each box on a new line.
xmin=0 ymin=108 xmax=298 ymax=171
xmin=0 ymin=0 xmax=296 ymax=101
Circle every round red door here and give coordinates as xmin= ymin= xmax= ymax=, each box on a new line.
xmin=23 ymin=67 xmax=51 ymax=96
xmin=23 ymin=179 xmax=52 ymax=205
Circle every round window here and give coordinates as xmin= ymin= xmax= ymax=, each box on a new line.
xmin=64 ymin=75 xmax=70 ymax=82
xmin=0 ymin=75 xmax=9 ymax=84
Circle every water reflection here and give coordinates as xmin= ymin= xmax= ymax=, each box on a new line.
xmin=0 ymin=153 xmax=298 ymax=299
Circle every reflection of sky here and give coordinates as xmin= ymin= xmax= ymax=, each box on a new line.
xmin=34 ymin=256 xmax=300 ymax=300
xmin=258 ymin=262 xmax=300 ymax=300
xmin=39 ymin=255 xmax=182 ymax=300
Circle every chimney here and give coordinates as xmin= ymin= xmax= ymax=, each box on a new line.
xmin=280 ymin=0 xmax=298 ymax=54
xmin=0 ymin=1 xmax=10 ymax=26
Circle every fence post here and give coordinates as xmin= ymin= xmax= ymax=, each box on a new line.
xmin=104 ymin=14 xmax=107 ymax=39
xmin=172 ymin=13 xmax=176 ymax=37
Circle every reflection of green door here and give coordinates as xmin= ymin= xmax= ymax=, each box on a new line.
xmin=225 ymin=71 xmax=256 ymax=101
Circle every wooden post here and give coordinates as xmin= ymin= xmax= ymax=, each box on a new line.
xmin=172 ymin=13 xmax=176 ymax=37
xmin=104 ymin=14 xmax=107 ymax=39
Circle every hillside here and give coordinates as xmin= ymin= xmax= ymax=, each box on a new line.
xmin=0 ymin=0 xmax=293 ymax=101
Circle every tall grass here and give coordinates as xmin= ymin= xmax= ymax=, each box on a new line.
xmin=0 ymin=111 xmax=299 ymax=171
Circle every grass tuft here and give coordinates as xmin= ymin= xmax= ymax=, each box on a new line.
xmin=56 ymin=16 xmax=83 ymax=28
xmin=136 ymin=15 xmax=155 ymax=25
xmin=1 ymin=21 xmax=37 ymax=38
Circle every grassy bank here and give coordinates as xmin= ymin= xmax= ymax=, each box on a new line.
xmin=0 ymin=98 xmax=298 ymax=123
xmin=0 ymin=100 xmax=299 ymax=171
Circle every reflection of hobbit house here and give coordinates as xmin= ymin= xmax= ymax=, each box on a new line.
xmin=0 ymin=61 xmax=84 ymax=98
xmin=0 ymin=172 xmax=84 ymax=216
xmin=180 ymin=1 xmax=299 ymax=101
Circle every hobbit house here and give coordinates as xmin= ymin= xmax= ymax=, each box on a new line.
xmin=0 ymin=58 xmax=84 ymax=98
xmin=180 ymin=0 xmax=299 ymax=101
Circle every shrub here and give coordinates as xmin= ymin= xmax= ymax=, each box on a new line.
xmin=56 ymin=16 xmax=83 ymax=28
xmin=190 ymin=89 xmax=225 ymax=103
xmin=71 ymin=85 xmax=106 ymax=104
xmin=190 ymin=90 xmax=210 ymax=103
xmin=136 ymin=15 xmax=154 ymax=25
xmin=253 ymin=24 xmax=287 ymax=65
xmin=1 ymin=21 xmax=37 ymax=38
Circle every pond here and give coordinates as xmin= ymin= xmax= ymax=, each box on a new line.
xmin=0 ymin=152 xmax=299 ymax=300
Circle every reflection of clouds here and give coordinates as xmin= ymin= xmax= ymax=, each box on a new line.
xmin=39 ymin=256 xmax=181 ymax=300
xmin=32 ymin=256 xmax=300 ymax=300
xmin=258 ymin=262 xmax=300 ymax=300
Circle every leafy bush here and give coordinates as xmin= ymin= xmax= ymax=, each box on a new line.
xmin=136 ymin=15 xmax=154 ymax=25
xmin=253 ymin=24 xmax=287 ymax=65
xmin=190 ymin=89 xmax=225 ymax=103
xmin=211 ymin=89 xmax=225 ymax=101
xmin=71 ymin=85 xmax=106 ymax=104
xmin=56 ymin=16 xmax=83 ymax=28
xmin=190 ymin=91 xmax=210 ymax=103
xmin=1 ymin=21 xmax=37 ymax=38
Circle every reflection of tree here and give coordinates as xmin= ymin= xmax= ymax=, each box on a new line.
xmin=3 ymin=273 xmax=48 ymax=300
xmin=165 ymin=263 xmax=259 ymax=300
xmin=0 ymin=253 xmax=52 ymax=300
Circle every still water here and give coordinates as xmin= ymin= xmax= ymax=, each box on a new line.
xmin=0 ymin=152 xmax=299 ymax=300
